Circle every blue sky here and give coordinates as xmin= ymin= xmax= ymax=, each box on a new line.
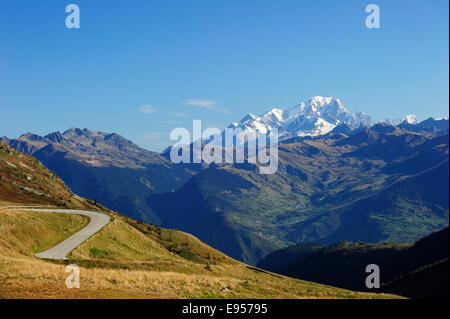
xmin=1 ymin=0 xmax=448 ymax=151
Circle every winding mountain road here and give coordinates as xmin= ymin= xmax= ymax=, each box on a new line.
xmin=9 ymin=208 xmax=110 ymax=260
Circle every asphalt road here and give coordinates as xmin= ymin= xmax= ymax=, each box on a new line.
xmin=11 ymin=208 xmax=110 ymax=260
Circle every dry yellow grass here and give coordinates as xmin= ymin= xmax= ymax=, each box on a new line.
xmin=0 ymin=208 xmax=89 ymax=257
xmin=0 ymin=206 xmax=402 ymax=299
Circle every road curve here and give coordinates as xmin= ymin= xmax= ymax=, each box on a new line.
xmin=11 ymin=208 xmax=110 ymax=260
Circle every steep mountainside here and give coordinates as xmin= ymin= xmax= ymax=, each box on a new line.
xmin=268 ymin=227 xmax=449 ymax=299
xmin=1 ymin=128 xmax=194 ymax=223
xmin=149 ymin=126 xmax=449 ymax=264
xmin=0 ymin=142 xmax=98 ymax=209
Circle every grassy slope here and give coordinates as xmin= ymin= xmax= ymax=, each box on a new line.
xmin=0 ymin=209 xmax=89 ymax=258
xmin=0 ymin=206 xmax=400 ymax=299
xmin=0 ymin=142 xmax=101 ymax=210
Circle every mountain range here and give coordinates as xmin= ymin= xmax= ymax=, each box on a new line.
xmin=228 ymin=96 xmax=376 ymax=143
xmin=149 ymin=122 xmax=449 ymax=263
xmin=1 ymin=96 xmax=449 ymax=264
xmin=170 ymin=96 xmax=419 ymax=148
xmin=1 ymin=128 xmax=195 ymax=223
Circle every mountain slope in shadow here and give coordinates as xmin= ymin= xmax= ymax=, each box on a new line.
xmin=260 ymin=227 xmax=449 ymax=299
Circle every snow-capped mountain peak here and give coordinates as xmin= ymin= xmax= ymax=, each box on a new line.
xmin=229 ymin=96 xmax=374 ymax=143
xmin=402 ymin=114 xmax=418 ymax=124
xmin=384 ymin=114 xmax=418 ymax=126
